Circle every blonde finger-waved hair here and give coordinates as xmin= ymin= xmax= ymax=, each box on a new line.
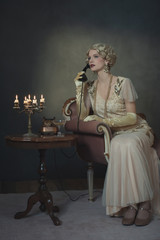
xmin=86 ymin=43 xmax=117 ymax=68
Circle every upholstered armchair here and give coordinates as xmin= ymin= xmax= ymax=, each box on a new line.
xmin=63 ymin=98 xmax=160 ymax=201
xmin=63 ymin=97 xmax=112 ymax=201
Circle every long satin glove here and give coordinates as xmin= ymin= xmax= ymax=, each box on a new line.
xmin=74 ymin=71 xmax=86 ymax=86
xmin=84 ymin=113 xmax=137 ymax=128
xmin=74 ymin=71 xmax=90 ymax=119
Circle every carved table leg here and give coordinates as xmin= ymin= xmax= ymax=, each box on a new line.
xmin=38 ymin=149 xmax=61 ymax=225
xmin=40 ymin=190 xmax=61 ymax=225
xmin=15 ymin=149 xmax=61 ymax=225
xmin=15 ymin=193 xmax=40 ymax=219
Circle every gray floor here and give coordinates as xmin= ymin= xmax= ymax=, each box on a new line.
xmin=0 ymin=190 xmax=160 ymax=240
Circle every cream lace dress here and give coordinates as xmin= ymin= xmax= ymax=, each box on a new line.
xmin=87 ymin=76 xmax=160 ymax=216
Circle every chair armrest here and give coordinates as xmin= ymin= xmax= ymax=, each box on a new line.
xmin=65 ymin=118 xmax=112 ymax=163
xmin=65 ymin=118 xmax=112 ymax=137
xmin=63 ymin=97 xmax=77 ymax=121
xmin=63 ymin=98 xmax=112 ymax=137
xmin=63 ymin=98 xmax=112 ymax=163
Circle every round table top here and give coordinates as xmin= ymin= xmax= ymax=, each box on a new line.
xmin=5 ymin=134 xmax=77 ymax=149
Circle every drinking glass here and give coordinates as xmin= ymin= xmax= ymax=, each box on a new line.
xmin=53 ymin=119 xmax=66 ymax=136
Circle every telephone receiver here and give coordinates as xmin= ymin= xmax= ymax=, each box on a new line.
xmin=78 ymin=63 xmax=90 ymax=82
xmin=82 ymin=63 xmax=90 ymax=72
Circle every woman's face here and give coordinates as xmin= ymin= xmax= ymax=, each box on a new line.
xmin=88 ymin=49 xmax=107 ymax=72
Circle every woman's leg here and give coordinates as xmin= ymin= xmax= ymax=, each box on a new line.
xmin=103 ymin=131 xmax=160 ymax=223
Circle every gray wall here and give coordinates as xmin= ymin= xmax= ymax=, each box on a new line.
xmin=1 ymin=0 xmax=160 ymax=181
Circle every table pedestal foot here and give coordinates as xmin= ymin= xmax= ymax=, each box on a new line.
xmin=39 ymin=190 xmax=61 ymax=225
xmin=14 ymin=190 xmax=61 ymax=225
xmin=15 ymin=193 xmax=39 ymax=219
xmin=49 ymin=211 xmax=61 ymax=226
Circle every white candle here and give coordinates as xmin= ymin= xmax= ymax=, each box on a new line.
xmin=40 ymin=94 xmax=45 ymax=103
xmin=33 ymin=95 xmax=37 ymax=105
xmin=14 ymin=95 xmax=19 ymax=103
xmin=28 ymin=94 xmax=32 ymax=104
xmin=23 ymin=96 xmax=27 ymax=105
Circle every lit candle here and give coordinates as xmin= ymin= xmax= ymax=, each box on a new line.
xmin=28 ymin=94 xmax=32 ymax=105
xmin=23 ymin=96 xmax=28 ymax=105
xmin=14 ymin=95 xmax=19 ymax=103
xmin=13 ymin=94 xmax=20 ymax=109
xmin=40 ymin=94 xmax=45 ymax=103
xmin=33 ymin=95 xmax=37 ymax=105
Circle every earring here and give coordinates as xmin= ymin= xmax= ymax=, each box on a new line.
xmin=104 ymin=63 xmax=110 ymax=73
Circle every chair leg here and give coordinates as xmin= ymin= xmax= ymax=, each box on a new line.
xmin=87 ymin=162 xmax=94 ymax=201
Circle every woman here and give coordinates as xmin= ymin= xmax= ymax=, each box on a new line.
xmin=74 ymin=43 xmax=160 ymax=226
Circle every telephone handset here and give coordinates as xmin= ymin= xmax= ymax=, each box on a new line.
xmin=78 ymin=63 xmax=90 ymax=82
xmin=82 ymin=63 xmax=90 ymax=72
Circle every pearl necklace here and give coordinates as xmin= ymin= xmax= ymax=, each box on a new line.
xmin=94 ymin=74 xmax=113 ymax=118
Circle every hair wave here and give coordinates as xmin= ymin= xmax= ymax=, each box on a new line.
xmin=86 ymin=43 xmax=117 ymax=68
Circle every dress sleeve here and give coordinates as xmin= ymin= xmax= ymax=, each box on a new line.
xmin=120 ymin=78 xmax=138 ymax=102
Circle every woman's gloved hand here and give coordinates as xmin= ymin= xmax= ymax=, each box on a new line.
xmin=74 ymin=71 xmax=90 ymax=120
xmin=84 ymin=115 xmax=103 ymax=122
xmin=74 ymin=71 xmax=88 ymax=86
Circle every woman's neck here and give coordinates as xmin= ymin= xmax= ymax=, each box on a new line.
xmin=97 ymin=71 xmax=112 ymax=84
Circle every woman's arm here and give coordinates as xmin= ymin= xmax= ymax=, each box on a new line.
xmin=84 ymin=100 xmax=137 ymax=128
xmin=125 ymin=100 xmax=136 ymax=113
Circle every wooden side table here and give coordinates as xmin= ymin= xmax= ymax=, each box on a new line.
xmin=5 ymin=134 xmax=77 ymax=226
